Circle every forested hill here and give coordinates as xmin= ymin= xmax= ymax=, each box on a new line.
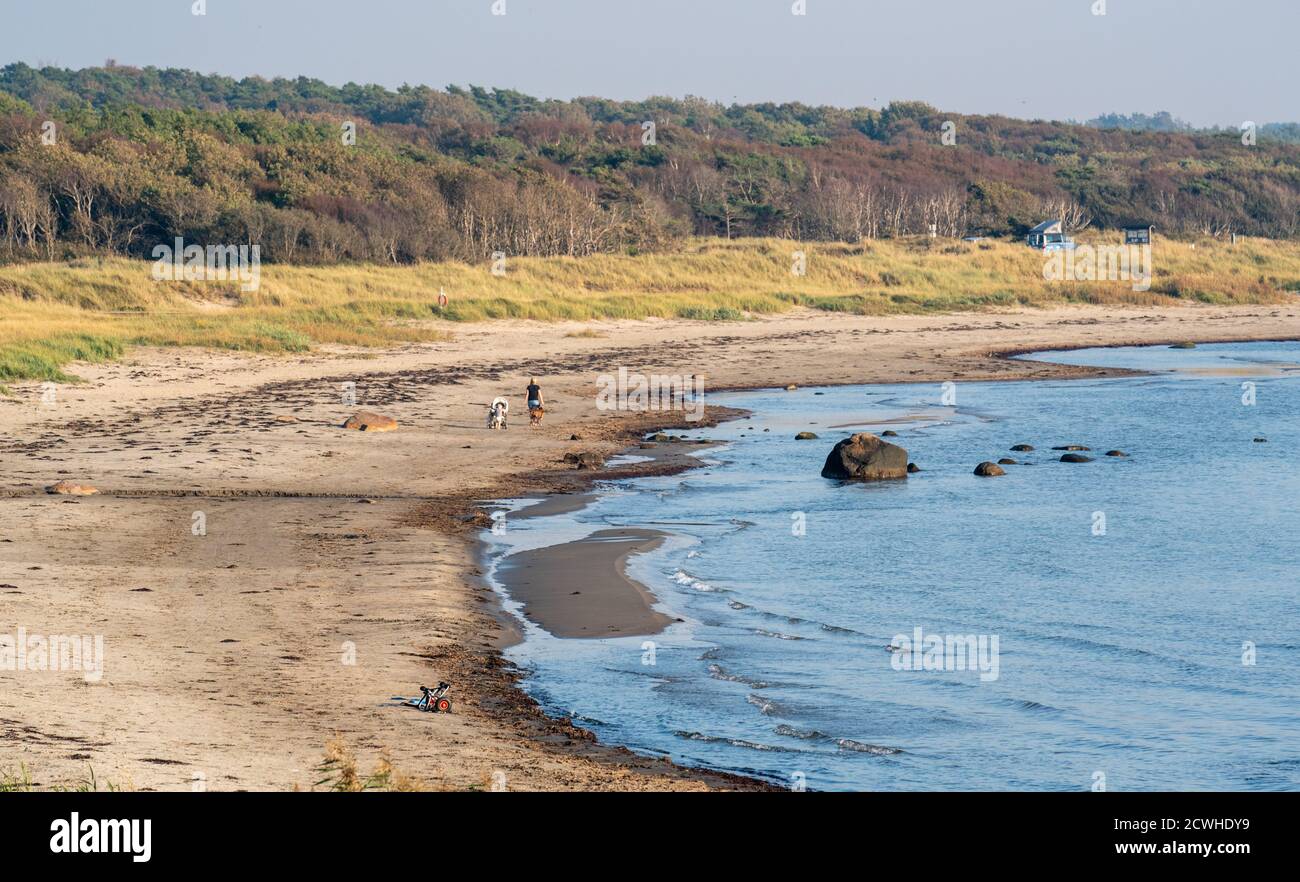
xmin=1 ymin=62 xmax=1298 ymax=265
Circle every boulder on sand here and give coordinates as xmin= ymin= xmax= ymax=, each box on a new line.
xmin=564 ymin=451 xmax=605 ymax=470
xmin=46 ymin=481 xmax=98 ymax=495
xmin=342 ymin=411 xmax=398 ymax=432
xmin=973 ymin=462 xmax=1005 ymax=477
xmin=1060 ymin=453 xmax=1094 ymax=463
xmin=820 ymin=433 xmax=908 ymax=481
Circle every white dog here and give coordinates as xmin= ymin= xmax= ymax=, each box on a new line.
xmin=487 ymin=397 xmax=509 ymax=430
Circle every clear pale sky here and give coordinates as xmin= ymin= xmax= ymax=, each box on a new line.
xmin=1 ymin=0 xmax=1295 ymax=126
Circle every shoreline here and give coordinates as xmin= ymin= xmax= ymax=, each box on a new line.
xmin=465 ymin=331 xmax=1300 ymax=787
xmin=2 ymin=305 xmax=1298 ymax=790
xmin=493 ymin=528 xmax=675 ymax=639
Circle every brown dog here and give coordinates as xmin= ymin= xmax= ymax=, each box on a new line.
xmin=529 ymin=406 xmax=544 ymax=427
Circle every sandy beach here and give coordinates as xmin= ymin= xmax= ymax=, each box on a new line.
xmin=2 ymin=302 xmax=1298 ymax=791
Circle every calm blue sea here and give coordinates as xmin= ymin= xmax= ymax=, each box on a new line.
xmin=483 ymin=342 xmax=1300 ymax=791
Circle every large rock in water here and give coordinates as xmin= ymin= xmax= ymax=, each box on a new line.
xmin=342 ymin=411 xmax=398 ymax=432
xmin=821 ymin=433 xmax=908 ymax=481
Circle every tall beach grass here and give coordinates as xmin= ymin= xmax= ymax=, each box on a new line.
xmin=2 ymin=236 xmax=1298 ymax=382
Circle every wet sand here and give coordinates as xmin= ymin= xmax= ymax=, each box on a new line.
xmin=507 ymin=493 xmax=597 ymax=521
xmin=495 ymin=528 xmax=675 ymax=638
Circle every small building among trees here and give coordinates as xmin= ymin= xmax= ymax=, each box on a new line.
xmin=1122 ymin=223 xmax=1155 ymax=245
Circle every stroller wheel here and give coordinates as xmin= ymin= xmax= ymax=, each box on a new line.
xmin=436 ymin=698 xmax=452 ymax=713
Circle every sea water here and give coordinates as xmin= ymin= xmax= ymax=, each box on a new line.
xmin=482 ymin=342 xmax=1300 ymax=791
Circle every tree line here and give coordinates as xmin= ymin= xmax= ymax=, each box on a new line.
xmin=1 ymin=62 xmax=1298 ymax=266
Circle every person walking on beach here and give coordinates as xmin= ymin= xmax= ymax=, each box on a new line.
xmin=526 ymin=377 xmax=545 ymax=426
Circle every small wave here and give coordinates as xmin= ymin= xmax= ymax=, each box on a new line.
xmin=707 ymin=663 xmax=770 ymax=689
xmin=820 ymin=623 xmax=859 ymax=635
xmin=1040 ymin=633 xmax=1208 ymax=674
xmin=602 ymin=666 xmax=680 ymax=682
xmin=746 ymin=693 xmax=795 ymax=717
xmin=728 ymin=600 xmax=750 ymax=610
xmin=698 ymin=646 xmax=722 ymax=660
xmin=672 ymin=569 xmax=722 ymax=592
xmin=836 ymin=739 xmax=903 ymax=756
xmin=753 ymin=628 xmax=806 ymax=641
xmin=774 ymin=724 xmax=829 ymax=741
xmin=673 ymin=731 xmax=795 ymax=753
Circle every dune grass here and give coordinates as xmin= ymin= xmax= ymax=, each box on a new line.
xmin=0 ymin=763 xmax=125 ymax=792
xmin=2 ymin=236 xmax=1298 ymax=382
xmin=311 ymin=738 xmax=423 ymax=792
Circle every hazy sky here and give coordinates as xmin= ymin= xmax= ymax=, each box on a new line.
xmin=1 ymin=0 xmax=1295 ymax=126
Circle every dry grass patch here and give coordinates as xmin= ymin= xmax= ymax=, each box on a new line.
xmin=3 ymin=236 xmax=1297 ymax=381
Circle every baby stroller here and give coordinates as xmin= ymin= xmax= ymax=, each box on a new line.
xmin=418 ymin=682 xmax=452 ymax=714
xmin=394 ymin=682 xmax=453 ymax=714
xmin=487 ymin=397 xmax=509 ymax=430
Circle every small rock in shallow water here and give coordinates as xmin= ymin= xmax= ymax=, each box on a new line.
xmin=998 ymin=458 xmax=1017 ymax=465
xmin=1010 ymin=444 xmax=1035 ymax=452
xmin=881 ymin=430 xmax=899 ymax=437
xmin=795 ymin=432 xmax=819 ymax=440
xmin=973 ymin=462 xmax=1005 ymax=477
xmin=1253 ymin=437 xmax=1268 ymax=443
xmin=907 ymin=462 xmax=921 ymax=473
xmin=1052 ymin=445 xmax=1091 ymax=451
xmin=1060 ymin=453 xmax=1094 ymax=463
xmin=1105 ymin=450 xmax=1128 ymax=457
